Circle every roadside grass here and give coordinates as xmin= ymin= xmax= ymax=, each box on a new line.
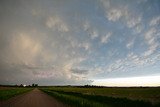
xmin=0 ymin=87 xmax=33 ymax=100
xmin=41 ymin=87 xmax=159 ymax=107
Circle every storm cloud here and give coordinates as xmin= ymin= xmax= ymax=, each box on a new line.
xmin=0 ymin=0 xmax=160 ymax=86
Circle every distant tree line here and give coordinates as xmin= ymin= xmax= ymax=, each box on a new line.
xmin=32 ymin=83 xmax=38 ymax=87
xmin=14 ymin=83 xmax=38 ymax=87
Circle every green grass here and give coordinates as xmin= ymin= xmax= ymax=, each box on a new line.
xmin=42 ymin=89 xmax=109 ymax=107
xmin=40 ymin=87 xmax=160 ymax=107
xmin=0 ymin=87 xmax=33 ymax=100
xmin=41 ymin=87 xmax=160 ymax=104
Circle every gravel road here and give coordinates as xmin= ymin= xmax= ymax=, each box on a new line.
xmin=0 ymin=88 xmax=66 ymax=107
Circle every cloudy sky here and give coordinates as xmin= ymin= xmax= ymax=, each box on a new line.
xmin=0 ymin=0 xmax=160 ymax=86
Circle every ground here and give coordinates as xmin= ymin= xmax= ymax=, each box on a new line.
xmin=0 ymin=88 xmax=66 ymax=107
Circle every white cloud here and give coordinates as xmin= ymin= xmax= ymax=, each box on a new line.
xmin=126 ymin=16 xmax=141 ymax=28
xmin=46 ymin=16 xmax=69 ymax=32
xmin=101 ymin=2 xmax=143 ymax=33
xmin=103 ymin=58 xmax=126 ymax=73
xmin=1 ymin=30 xmax=92 ymax=85
xmin=101 ymin=0 xmax=125 ymax=22
xmin=126 ymin=39 xmax=134 ymax=49
xmin=100 ymin=0 xmax=110 ymax=8
xmin=143 ymin=28 xmax=159 ymax=57
xmin=101 ymin=32 xmax=112 ymax=44
xmin=31 ymin=9 xmax=43 ymax=16
xmin=106 ymin=9 xmax=123 ymax=22
xmin=149 ymin=16 xmax=160 ymax=26
xmin=144 ymin=28 xmax=156 ymax=42
xmin=134 ymin=25 xmax=143 ymax=34
xmin=100 ymin=0 xmax=124 ymax=22
xmin=89 ymin=30 xmax=99 ymax=39
xmin=78 ymin=42 xmax=91 ymax=51
xmin=143 ymin=43 xmax=158 ymax=57
xmin=127 ymin=52 xmax=157 ymax=67
xmin=1 ymin=0 xmax=160 ymax=86
xmin=83 ymin=20 xmax=99 ymax=40
xmin=124 ymin=10 xmax=142 ymax=33
xmin=10 ymin=32 xmax=42 ymax=64
xmin=127 ymin=53 xmax=144 ymax=66
xmin=83 ymin=21 xmax=90 ymax=31
xmin=102 ymin=51 xmax=159 ymax=74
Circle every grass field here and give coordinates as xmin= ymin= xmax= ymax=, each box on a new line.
xmin=41 ymin=86 xmax=160 ymax=107
xmin=0 ymin=87 xmax=33 ymax=100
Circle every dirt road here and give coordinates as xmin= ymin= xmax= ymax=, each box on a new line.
xmin=0 ymin=88 xmax=67 ymax=107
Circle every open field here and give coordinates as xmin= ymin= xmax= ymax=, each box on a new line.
xmin=40 ymin=86 xmax=160 ymax=107
xmin=0 ymin=86 xmax=160 ymax=107
xmin=0 ymin=87 xmax=33 ymax=100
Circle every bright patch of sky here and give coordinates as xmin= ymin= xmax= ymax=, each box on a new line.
xmin=0 ymin=0 xmax=160 ymax=86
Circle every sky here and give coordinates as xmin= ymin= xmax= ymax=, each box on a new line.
xmin=0 ymin=0 xmax=160 ymax=86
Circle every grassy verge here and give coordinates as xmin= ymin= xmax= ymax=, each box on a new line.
xmin=41 ymin=88 xmax=158 ymax=107
xmin=0 ymin=87 xmax=33 ymax=100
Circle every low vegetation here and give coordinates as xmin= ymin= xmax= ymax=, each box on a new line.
xmin=0 ymin=87 xmax=33 ymax=100
xmin=41 ymin=86 xmax=160 ymax=107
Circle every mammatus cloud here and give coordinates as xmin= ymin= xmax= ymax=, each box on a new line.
xmin=0 ymin=29 xmax=92 ymax=85
xmin=101 ymin=32 xmax=112 ymax=44
xmin=100 ymin=0 xmax=123 ymax=22
xmin=71 ymin=68 xmax=89 ymax=75
xmin=0 ymin=0 xmax=160 ymax=86
xmin=101 ymin=0 xmax=143 ymax=33
xmin=89 ymin=30 xmax=99 ymax=39
xmin=143 ymin=28 xmax=159 ymax=57
xmin=79 ymin=42 xmax=91 ymax=51
xmin=107 ymin=9 xmax=123 ymax=22
xmin=126 ymin=38 xmax=135 ymax=49
xmin=46 ymin=16 xmax=69 ymax=32
xmin=93 ymin=52 xmax=160 ymax=76
xmin=149 ymin=16 xmax=160 ymax=26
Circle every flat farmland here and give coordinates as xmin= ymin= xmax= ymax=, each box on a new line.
xmin=0 ymin=87 xmax=33 ymax=100
xmin=1 ymin=86 xmax=160 ymax=107
xmin=41 ymin=86 xmax=160 ymax=107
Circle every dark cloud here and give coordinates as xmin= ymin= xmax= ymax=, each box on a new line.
xmin=71 ymin=68 xmax=89 ymax=75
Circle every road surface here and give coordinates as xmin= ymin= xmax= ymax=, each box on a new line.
xmin=0 ymin=88 xmax=67 ymax=107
